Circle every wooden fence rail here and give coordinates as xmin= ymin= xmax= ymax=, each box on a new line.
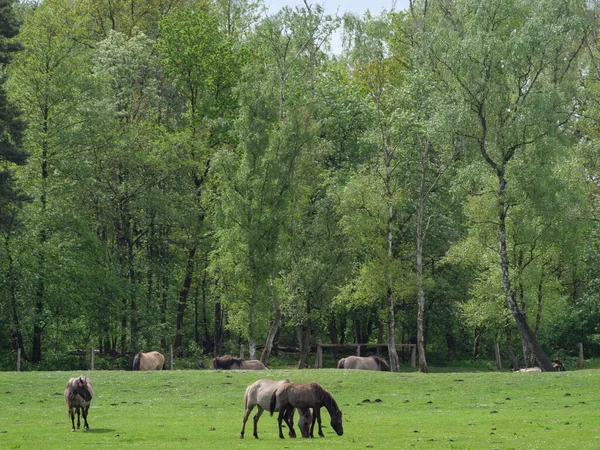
xmin=315 ymin=341 xmax=416 ymax=368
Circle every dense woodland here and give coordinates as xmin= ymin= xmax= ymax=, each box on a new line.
xmin=1 ymin=0 xmax=600 ymax=371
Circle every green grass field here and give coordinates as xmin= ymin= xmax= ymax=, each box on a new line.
xmin=1 ymin=368 xmax=599 ymax=449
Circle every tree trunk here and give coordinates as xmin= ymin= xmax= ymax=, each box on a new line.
xmin=261 ymin=304 xmax=281 ymax=366
xmin=497 ymin=175 xmax=554 ymax=371
xmin=174 ymin=245 xmax=197 ymax=355
xmin=297 ymin=321 xmax=311 ymax=369
xmin=416 ymin=152 xmax=428 ymax=372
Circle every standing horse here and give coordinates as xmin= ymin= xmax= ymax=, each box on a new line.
xmin=64 ymin=376 xmax=93 ymax=432
xmin=213 ymin=355 xmax=267 ymax=370
xmin=133 ymin=351 xmax=165 ymax=370
xmin=337 ymin=355 xmax=390 ymax=371
xmin=240 ymin=379 xmax=312 ymax=439
xmin=270 ymin=382 xmax=343 ymax=439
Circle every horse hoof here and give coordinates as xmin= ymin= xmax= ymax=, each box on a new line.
xmin=71 ymin=429 xmax=75 ymax=432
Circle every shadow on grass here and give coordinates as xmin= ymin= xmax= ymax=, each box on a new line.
xmin=86 ymin=428 xmax=115 ymax=434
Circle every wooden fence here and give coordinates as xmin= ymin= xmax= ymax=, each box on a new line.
xmin=314 ymin=341 xmax=417 ymax=368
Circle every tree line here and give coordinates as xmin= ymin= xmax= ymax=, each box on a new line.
xmin=1 ymin=0 xmax=600 ymax=371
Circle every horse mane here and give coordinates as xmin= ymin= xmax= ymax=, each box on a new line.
xmin=133 ymin=352 xmax=141 ymax=370
xmin=372 ymin=355 xmax=390 ymax=371
xmin=313 ymin=383 xmax=339 ymax=412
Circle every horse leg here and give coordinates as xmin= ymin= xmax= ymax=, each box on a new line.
xmin=277 ymin=409 xmax=286 ymax=439
xmin=76 ymin=406 xmax=81 ymax=430
xmin=69 ymin=408 xmax=76 ymax=432
xmin=240 ymin=403 xmax=254 ymax=439
xmin=82 ymin=405 xmax=90 ymax=430
xmin=314 ymin=407 xmax=324 ymax=437
xmin=252 ymin=407 xmax=263 ymax=439
xmin=284 ymin=407 xmax=296 ymax=438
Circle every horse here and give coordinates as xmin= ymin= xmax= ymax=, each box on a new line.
xmin=133 ymin=351 xmax=165 ymax=370
xmin=64 ymin=376 xmax=93 ymax=432
xmin=270 ymin=382 xmax=343 ymax=439
xmin=337 ymin=355 xmax=390 ymax=371
xmin=212 ymin=355 xmax=267 ymax=370
xmin=240 ymin=379 xmax=312 ymax=439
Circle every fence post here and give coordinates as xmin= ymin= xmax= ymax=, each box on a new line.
xmin=90 ymin=347 xmax=95 ymax=370
xmin=578 ymin=343 xmax=584 ymax=368
xmin=240 ymin=344 xmax=245 ymax=359
xmin=170 ymin=345 xmax=174 ymax=370
xmin=315 ymin=340 xmax=323 ymax=368
xmin=17 ymin=348 xmax=21 ymax=372
xmin=494 ymin=343 xmax=502 ymax=370
xmin=410 ymin=345 xmax=416 ymax=368
xmin=356 ymin=344 xmax=361 ymax=356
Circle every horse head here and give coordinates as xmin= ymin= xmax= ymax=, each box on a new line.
xmin=330 ymin=409 xmax=343 ymax=435
xmin=75 ymin=377 xmax=92 ymax=402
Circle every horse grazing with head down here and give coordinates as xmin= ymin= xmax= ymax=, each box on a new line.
xmin=213 ymin=355 xmax=267 ymax=370
xmin=64 ymin=376 xmax=93 ymax=432
xmin=337 ymin=355 xmax=390 ymax=371
xmin=240 ymin=379 xmax=312 ymax=439
xmin=270 ymin=382 xmax=343 ymax=439
xmin=133 ymin=351 xmax=165 ymax=370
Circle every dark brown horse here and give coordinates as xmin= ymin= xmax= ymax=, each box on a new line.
xmin=240 ymin=379 xmax=311 ymax=439
xmin=270 ymin=382 xmax=343 ymax=438
xmin=64 ymin=376 xmax=93 ymax=432
xmin=213 ymin=355 xmax=267 ymax=370
xmin=133 ymin=351 xmax=165 ymax=370
xmin=337 ymin=355 xmax=390 ymax=371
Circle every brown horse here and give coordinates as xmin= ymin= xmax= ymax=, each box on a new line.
xmin=270 ymin=382 xmax=343 ymax=438
xmin=240 ymin=379 xmax=312 ymax=439
xmin=337 ymin=355 xmax=390 ymax=371
xmin=64 ymin=376 xmax=93 ymax=432
xmin=213 ymin=355 xmax=267 ymax=370
xmin=133 ymin=351 xmax=165 ymax=370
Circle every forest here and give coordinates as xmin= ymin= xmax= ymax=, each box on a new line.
xmin=1 ymin=0 xmax=600 ymax=372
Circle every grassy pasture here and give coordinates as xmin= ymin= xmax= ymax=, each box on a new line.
xmin=0 ymin=368 xmax=599 ymax=449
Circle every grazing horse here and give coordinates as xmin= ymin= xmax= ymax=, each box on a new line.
xmin=240 ymin=379 xmax=312 ymax=439
xmin=64 ymin=376 xmax=93 ymax=432
xmin=212 ymin=355 xmax=267 ymax=370
xmin=270 ymin=382 xmax=343 ymax=439
xmin=133 ymin=351 xmax=165 ymax=370
xmin=337 ymin=355 xmax=390 ymax=371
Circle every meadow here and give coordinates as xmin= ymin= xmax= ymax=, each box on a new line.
xmin=1 ymin=367 xmax=599 ymax=449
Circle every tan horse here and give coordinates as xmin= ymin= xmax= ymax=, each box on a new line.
xmin=270 ymin=382 xmax=343 ymax=438
xmin=240 ymin=379 xmax=312 ymax=439
xmin=133 ymin=351 xmax=165 ymax=370
xmin=337 ymin=355 xmax=390 ymax=371
xmin=212 ymin=355 xmax=267 ymax=370
xmin=64 ymin=376 xmax=93 ymax=432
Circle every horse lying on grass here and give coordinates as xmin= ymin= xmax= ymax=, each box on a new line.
xmin=133 ymin=351 xmax=165 ymax=370
xmin=240 ymin=379 xmax=312 ymax=439
xmin=213 ymin=355 xmax=267 ymax=370
xmin=64 ymin=376 xmax=93 ymax=432
xmin=337 ymin=355 xmax=390 ymax=371
xmin=270 ymin=382 xmax=343 ymax=438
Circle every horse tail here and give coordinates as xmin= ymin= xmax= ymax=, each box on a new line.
xmin=269 ymin=391 xmax=277 ymax=416
xmin=337 ymin=358 xmax=345 ymax=369
xmin=133 ymin=353 xmax=141 ymax=370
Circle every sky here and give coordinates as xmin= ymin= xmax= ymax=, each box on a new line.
xmin=264 ymin=0 xmax=411 ymax=53
xmin=265 ymin=0 xmax=411 ymax=16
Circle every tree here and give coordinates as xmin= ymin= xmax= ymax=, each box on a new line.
xmin=427 ymin=0 xmax=586 ymax=370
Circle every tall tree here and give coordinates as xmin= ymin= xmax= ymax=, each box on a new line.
xmin=427 ymin=0 xmax=586 ymax=370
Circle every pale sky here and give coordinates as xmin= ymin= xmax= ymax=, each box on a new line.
xmin=265 ymin=0 xmax=411 ymax=16
xmin=265 ymin=0 xmax=411 ymax=53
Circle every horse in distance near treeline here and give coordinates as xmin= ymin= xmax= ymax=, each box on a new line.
xmin=270 ymin=382 xmax=343 ymax=439
xmin=240 ymin=379 xmax=312 ymax=439
xmin=133 ymin=351 xmax=165 ymax=370
xmin=64 ymin=376 xmax=93 ymax=432
xmin=337 ymin=355 xmax=390 ymax=371
xmin=213 ymin=355 xmax=267 ymax=370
